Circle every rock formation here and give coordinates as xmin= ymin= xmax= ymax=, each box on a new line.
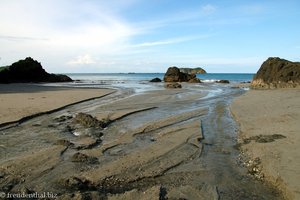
xmin=164 ymin=67 xmax=196 ymax=82
xmin=150 ymin=77 xmax=162 ymax=82
xmin=179 ymin=67 xmax=207 ymax=74
xmin=251 ymin=57 xmax=300 ymax=89
xmin=165 ymin=82 xmax=182 ymax=88
xmin=0 ymin=57 xmax=72 ymax=83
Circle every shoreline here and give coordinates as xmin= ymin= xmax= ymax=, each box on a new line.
xmin=0 ymin=84 xmax=115 ymax=125
xmin=231 ymin=88 xmax=300 ymax=200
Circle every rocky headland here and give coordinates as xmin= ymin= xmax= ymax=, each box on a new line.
xmin=0 ymin=57 xmax=72 ymax=83
xmin=179 ymin=67 xmax=206 ymax=74
xmin=251 ymin=57 xmax=300 ymax=89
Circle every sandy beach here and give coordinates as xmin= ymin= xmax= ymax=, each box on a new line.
xmin=231 ymin=89 xmax=300 ymax=199
xmin=0 ymin=84 xmax=114 ymax=125
xmin=0 ymin=83 xmax=284 ymax=199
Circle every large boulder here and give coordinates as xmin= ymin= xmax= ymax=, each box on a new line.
xmin=163 ymin=67 xmax=196 ymax=82
xmin=251 ymin=57 xmax=300 ymax=89
xmin=179 ymin=67 xmax=206 ymax=74
xmin=0 ymin=57 xmax=72 ymax=83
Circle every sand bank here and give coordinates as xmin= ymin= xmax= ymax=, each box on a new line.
xmin=0 ymin=84 xmax=114 ymax=124
xmin=231 ymin=89 xmax=300 ymax=199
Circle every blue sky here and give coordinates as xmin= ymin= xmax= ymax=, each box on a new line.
xmin=0 ymin=0 xmax=299 ymax=73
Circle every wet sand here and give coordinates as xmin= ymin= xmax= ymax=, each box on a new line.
xmin=0 ymin=84 xmax=283 ymax=199
xmin=231 ymin=89 xmax=300 ymax=200
xmin=0 ymin=84 xmax=114 ymax=124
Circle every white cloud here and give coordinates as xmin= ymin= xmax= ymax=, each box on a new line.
xmin=132 ymin=35 xmax=210 ymax=47
xmin=201 ymin=4 xmax=216 ymax=15
xmin=239 ymin=4 xmax=264 ymax=15
xmin=67 ymin=54 xmax=96 ymax=65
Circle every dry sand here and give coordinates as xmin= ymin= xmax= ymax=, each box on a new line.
xmin=0 ymin=84 xmax=114 ymax=124
xmin=231 ymin=88 xmax=300 ymax=200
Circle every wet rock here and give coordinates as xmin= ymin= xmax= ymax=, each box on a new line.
xmin=243 ymin=134 xmax=286 ymax=144
xmin=75 ymin=139 xmax=102 ymax=150
xmin=252 ymin=57 xmax=300 ymax=89
xmin=59 ymin=177 xmax=91 ymax=191
xmin=159 ymin=186 xmax=168 ymax=200
xmin=73 ymin=113 xmax=109 ymax=128
xmin=20 ymin=187 xmax=34 ymax=194
xmin=188 ymin=78 xmax=201 ymax=83
xmin=246 ymin=157 xmax=264 ymax=180
xmin=164 ymin=67 xmax=196 ymax=82
xmin=54 ymin=115 xmax=73 ymax=123
xmin=0 ymin=172 xmax=5 ymax=179
xmin=150 ymin=77 xmax=162 ymax=82
xmin=165 ymin=83 xmax=182 ymax=89
xmin=216 ymin=80 xmax=230 ymax=84
xmin=71 ymin=152 xmax=98 ymax=164
xmin=58 ymin=191 xmax=105 ymax=200
xmin=55 ymin=139 xmax=74 ymax=147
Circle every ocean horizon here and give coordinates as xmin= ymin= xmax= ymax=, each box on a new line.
xmin=65 ymin=73 xmax=254 ymax=83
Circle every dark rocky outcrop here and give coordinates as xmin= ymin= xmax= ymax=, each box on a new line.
xmin=216 ymin=80 xmax=230 ymax=84
xmin=165 ymin=82 xmax=182 ymax=89
xmin=251 ymin=57 xmax=300 ymax=89
xmin=150 ymin=77 xmax=162 ymax=82
xmin=179 ymin=67 xmax=207 ymax=74
xmin=0 ymin=57 xmax=72 ymax=83
xmin=164 ymin=67 xmax=196 ymax=82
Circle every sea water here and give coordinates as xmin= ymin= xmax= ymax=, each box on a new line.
xmin=65 ymin=73 xmax=254 ymax=83
xmin=52 ymin=73 xmax=253 ymax=93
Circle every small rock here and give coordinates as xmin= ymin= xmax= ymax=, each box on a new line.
xmin=20 ymin=187 xmax=34 ymax=194
xmin=54 ymin=115 xmax=73 ymax=123
xmin=150 ymin=77 xmax=162 ymax=82
xmin=216 ymin=80 xmax=230 ymax=84
xmin=188 ymin=78 xmax=201 ymax=83
xmin=71 ymin=152 xmax=98 ymax=164
xmin=73 ymin=113 xmax=108 ymax=128
xmin=55 ymin=139 xmax=74 ymax=147
xmin=165 ymin=82 xmax=182 ymax=88
xmin=59 ymin=177 xmax=91 ymax=190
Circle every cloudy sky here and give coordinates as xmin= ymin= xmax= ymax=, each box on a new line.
xmin=0 ymin=0 xmax=299 ymax=73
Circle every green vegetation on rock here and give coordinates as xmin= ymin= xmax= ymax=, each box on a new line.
xmin=0 ymin=57 xmax=72 ymax=83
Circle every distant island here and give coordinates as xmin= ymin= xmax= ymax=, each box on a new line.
xmin=0 ymin=57 xmax=72 ymax=83
xmin=179 ymin=67 xmax=207 ymax=74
